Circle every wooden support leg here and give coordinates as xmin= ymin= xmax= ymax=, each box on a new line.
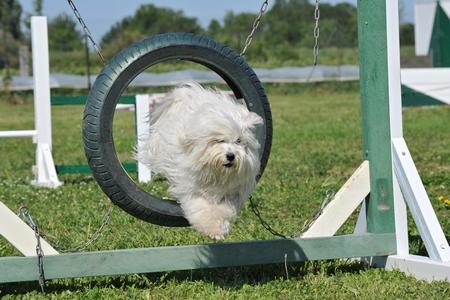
xmin=301 ymin=161 xmax=370 ymax=238
xmin=0 ymin=201 xmax=58 ymax=256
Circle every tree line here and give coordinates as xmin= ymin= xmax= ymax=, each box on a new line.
xmin=1 ymin=0 xmax=415 ymax=72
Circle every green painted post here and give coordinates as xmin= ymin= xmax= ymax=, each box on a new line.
xmin=357 ymin=0 xmax=395 ymax=234
xmin=430 ymin=3 xmax=450 ymax=67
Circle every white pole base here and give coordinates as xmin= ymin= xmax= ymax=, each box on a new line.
xmin=31 ymin=143 xmax=62 ymax=188
xmin=374 ymin=255 xmax=450 ymax=282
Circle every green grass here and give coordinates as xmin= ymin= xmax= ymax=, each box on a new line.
xmin=0 ymin=83 xmax=449 ymax=298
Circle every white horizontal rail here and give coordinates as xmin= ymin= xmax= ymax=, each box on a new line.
xmin=0 ymin=130 xmax=37 ymax=138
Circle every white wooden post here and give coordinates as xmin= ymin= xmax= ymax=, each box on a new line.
xmin=30 ymin=16 xmax=62 ymax=188
xmin=385 ymin=0 xmax=409 ymax=257
xmin=135 ymin=94 xmax=152 ymax=183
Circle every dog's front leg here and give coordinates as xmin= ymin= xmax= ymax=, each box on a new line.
xmin=180 ymin=195 xmax=236 ymax=240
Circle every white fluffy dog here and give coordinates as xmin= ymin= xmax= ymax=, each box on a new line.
xmin=136 ymin=82 xmax=263 ymax=240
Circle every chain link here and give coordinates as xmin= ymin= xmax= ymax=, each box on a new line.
xmin=312 ymin=0 xmax=321 ymax=65
xmin=66 ymin=0 xmax=106 ymax=65
xmin=249 ymin=189 xmax=334 ymax=239
xmin=249 ymin=196 xmax=287 ymax=239
xmin=20 ymin=204 xmax=113 ymax=253
xmin=18 ymin=208 xmax=46 ymax=293
xmin=48 ymin=203 xmax=113 ymax=253
xmin=299 ymin=189 xmax=333 ymax=234
xmin=240 ymin=0 xmax=269 ymax=56
xmin=34 ymin=228 xmax=46 ymax=293
xmin=18 ymin=203 xmax=113 ymax=292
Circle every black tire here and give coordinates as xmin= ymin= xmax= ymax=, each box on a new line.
xmin=83 ymin=33 xmax=272 ymax=227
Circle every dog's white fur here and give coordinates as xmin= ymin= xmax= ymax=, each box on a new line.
xmin=136 ymin=82 xmax=263 ymax=240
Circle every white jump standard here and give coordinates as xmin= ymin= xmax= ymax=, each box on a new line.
xmin=0 ymin=17 xmax=61 ymax=188
xmin=0 ymin=16 xmax=152 ymax=184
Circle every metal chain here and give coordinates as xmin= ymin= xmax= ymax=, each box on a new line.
xmin=298 ymin=189 xmax=334 ymax=235
xmin=19 ymin=204 xmax=113 ymax=253
xmin=18 ymin=208 xmax=46 ymax=293
xmin=48 ymin=203 xmax=113 ymax=253
xmin=312 ymin=0 xmax=321 ymax=65
xmin=240 ymin=0 xmax=269 ymax=56
xmin=249 ymin=189 xmax=335 ymax=239
xmin=249 ymin=196 xmax=288 ymax=239
xmin=66 ymin=0 xmax=106 ymax=65
xmin=18 ymin=203 xmax=112 ymax=292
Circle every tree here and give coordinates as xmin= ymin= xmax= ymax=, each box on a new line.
xmin=0 ymin=0 xmax=23 ymax=70
xmin=24 ymin=0 xmax=44 ymax=33
xmin=101 ymin=4 xmax=203 ymax=52
xmin=207 ymin=19 xmax=222 ymax=38
xmin=48 ymin=14 xmax=83 ymax=51
xmin=263 ymin=0 xmax=357 ymax=48
xmin=400 ymin=23 xmax=415 ymax=46
xmin=222 ymin=11 xmax=258 ymax=50
xmin=0 ymin=0 xmax=23 ymax=40
xmin=33 ymin=0 xmax=43 ymax=15
xmin=264 ymin=0 xmax=313 ymax=46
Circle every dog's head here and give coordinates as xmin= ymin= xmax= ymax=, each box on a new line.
xmin=181 ymin=98 xmax=263 ymax=184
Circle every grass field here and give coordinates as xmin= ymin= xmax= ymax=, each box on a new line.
xmin=0 ymin=83 xmax=449 ymax=299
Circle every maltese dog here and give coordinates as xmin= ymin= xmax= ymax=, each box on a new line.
xmin=136 ymin=82 xmax=263 ymax=240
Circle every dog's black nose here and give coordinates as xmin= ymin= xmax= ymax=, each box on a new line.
xmin=226 ymin=153 xmax=235 ymax=161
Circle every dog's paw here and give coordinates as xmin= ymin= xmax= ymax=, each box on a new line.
xmin=182 ymin=196 xmax=236 ymax=240
xmin=206 ymin=220 xmax=231 ymax=241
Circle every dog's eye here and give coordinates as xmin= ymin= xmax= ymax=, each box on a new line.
xmin=217 ymin=139 xmax=226 ymax=143
xmin=235 ymin=138 xmax=242 ymax=144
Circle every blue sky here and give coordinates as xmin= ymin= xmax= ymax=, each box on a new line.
xmin=19 ymin=0 xmax=414 ymax=42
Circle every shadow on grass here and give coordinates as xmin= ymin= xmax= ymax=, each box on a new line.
xmin=2 ymin=235 xmax=446 ymax=295
xmin=0 ymin=259 xmax=368 ymax=296
xmin=0 ymin=239 xmax=370 ymax=297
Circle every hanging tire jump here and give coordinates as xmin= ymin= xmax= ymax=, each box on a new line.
xmin=83 ymin=33 xmax=272 ymax=227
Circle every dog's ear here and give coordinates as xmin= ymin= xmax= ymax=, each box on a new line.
xmin=180 ymin=135 xmax=195 ymax=153
xmin=245 ymin=111 xmax=264 ymax=129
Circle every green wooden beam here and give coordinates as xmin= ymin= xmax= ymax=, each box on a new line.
xmin=0 ymin=233 xmax=395 ymax=283
xmin=55 ymin=163 xmax=137 ymax=174
xmin=401 ymin=85 xmax=445 ymax=107
xmin=430 ymin=4 xmax=450 ymax=67
xmin=357 ymin=0 xmax=395 ymax=233
xmin=51 ymin=95 xmax=136 ymax=106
